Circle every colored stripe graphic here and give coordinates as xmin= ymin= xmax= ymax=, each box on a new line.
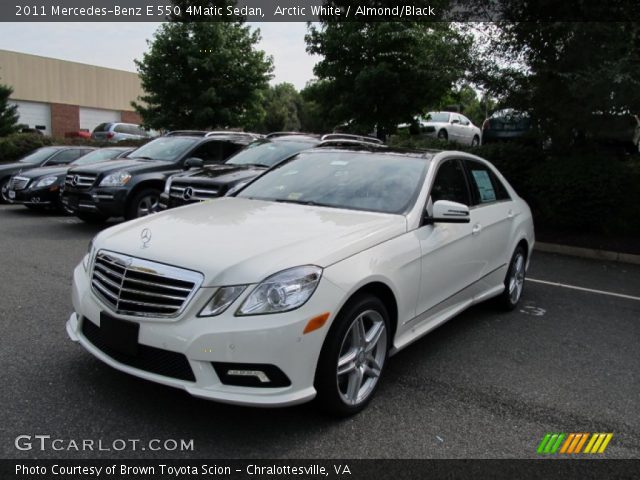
xmin=537 ymin=433 xmax=565 ymax=454
xmin=538 ymin=433 xmax=613 ymax=454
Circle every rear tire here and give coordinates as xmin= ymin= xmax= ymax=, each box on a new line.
xmin=437 ymin=129 xmax=448 ymax=141
xmin=315 ymin=294 xmax=390 ymax=416
xmin=496 ymin=245 xmax=527 ymax=311
xmin=126 ymin=188 xmax=161 ymax=220
xmin=77 ymin=212 xmax=108 ymax=224
xmin=471 ymin=135 xmax=480 ymax=147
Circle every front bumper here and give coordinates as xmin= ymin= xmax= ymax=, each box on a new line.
xmin=67 ymin=263 xmax=343 ymax=407
xmin=61 ymin=187 xmax=127 ymax=217
xmin=8 ymin=186 xmax=59 ymax=205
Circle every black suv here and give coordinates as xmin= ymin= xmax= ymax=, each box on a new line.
xmin=159 ymin=134 xmax=387 ymax=210
xmin=159 ymin=134 xmax=323 ymax=210
xmin=61 ymin=132 xmax=254 ymax=222
xmin=1 ymin=146 xmax=95 ymax=203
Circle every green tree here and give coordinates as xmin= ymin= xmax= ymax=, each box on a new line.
xmin=261 ymin=83 xmax=303 ymax=133
xmin=0 ymin=78 xmax=19 ymax=137
xmin=473 ymin=19 xmax=640 ymax=149
xmin=305 ymin=21 xmax=471 ymax=137
xmin=133 ymin=19 xmax=273 ymax=130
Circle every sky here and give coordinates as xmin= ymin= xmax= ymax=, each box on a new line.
xmin=0 ymin=22 xmax=317 ymax=90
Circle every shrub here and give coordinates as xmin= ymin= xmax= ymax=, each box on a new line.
xmin=0 ymin=134 xmax=151 ymax=163
xmin=388 ymin=135 xmax=640 ymax=235
xmin=0 ymin=133 xmax=54 ymax=162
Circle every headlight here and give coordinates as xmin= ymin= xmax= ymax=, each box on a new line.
xmin=34 ymin=176 xmax=58 ymax=188
xmin=236 ymin=266 xmax=323 ymax=316
xmin=163 ymin=178 xmax=172 ymax=195
xmin=82 ymin=239 xmax=95 ymax=271
xmin=99 ymin=171 xmax=131 ymax=187
xmin=199 ymin=285 xmax=247 ymax=317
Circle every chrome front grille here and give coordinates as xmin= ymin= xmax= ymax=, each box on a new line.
xmin=170 ymin=184 xmax=220 ymax=202
xmin=91 ymin=250 xmax=203 ymax=318
xmin=65 ymin=173 xmax=97 ymax=189
xmin=10 ymin=176 xmax=29 ymax=190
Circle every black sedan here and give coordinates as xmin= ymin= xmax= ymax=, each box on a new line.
xmin=6 ymin=147 xmax=131 ymax=212
xmin=0 ymin=146 xmax=95 ymax=203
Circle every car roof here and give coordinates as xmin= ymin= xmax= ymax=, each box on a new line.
xmin=269 ymin=135 xmax=321 ymax=143
xmin=308 ymin=144 xmax=438 ymax=160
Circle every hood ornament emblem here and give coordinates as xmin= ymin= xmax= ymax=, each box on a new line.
xmin=140 ymin=228 xmax=152 ymax=249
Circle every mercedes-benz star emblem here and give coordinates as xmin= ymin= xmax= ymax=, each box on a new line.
xmin=140 ymin=228 xmax=152 ymax=248
xmin=183 ymin=187 xmax=194 ymax=201
xmin=71 ymin=175 xmax=79 ymax=186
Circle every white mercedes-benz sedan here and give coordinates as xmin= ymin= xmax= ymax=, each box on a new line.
xmin=67 ymin=145 xmax=534 ymax=415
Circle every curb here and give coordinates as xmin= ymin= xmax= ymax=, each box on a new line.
xmin=535 ymin=242 xmax=640 ymax=266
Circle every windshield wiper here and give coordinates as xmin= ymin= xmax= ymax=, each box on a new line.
xmin=128 ymin=156 xmax=155 ymax=161
xmin=229 ymin=162 xmax=269 ymax=168
xmin=274 ymin=199 xmax=334 ymax=208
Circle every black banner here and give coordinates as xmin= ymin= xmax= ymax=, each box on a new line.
xmin=3 ymin=459 xmax=640 ymax=480
xmin=2 ymin=0 xmax=640 ymax=22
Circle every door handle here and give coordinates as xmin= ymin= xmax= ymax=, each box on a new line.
xmin=507 ymin=209 xmax=514 ymax=218
xmin=472 ymin=223 xmax=482 ymax=235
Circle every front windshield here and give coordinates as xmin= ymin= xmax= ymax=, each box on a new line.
xmin=238 ymin=151 xmax=429 ymax=214
xmin=71 ymin=149 xmax=123 ymax=166
xmin=18 ymin=147 xmax=58 ymax=164
xmin=226 ymin=140 xmax=315 ymax=168
xmin=425 ymin=112 xmax=450 ymax=123
xmin=128 ymin=137 xmax=199 ymax=161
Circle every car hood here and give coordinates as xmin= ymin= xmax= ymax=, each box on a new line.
xmin=0 ymin=162 xmax=31 ymax=175
xmin=173 ymin=164 xmax=266 ymax=184
xmin=17 ymin=165 xmax=69 ymax=179
xmin=69 ymin=158 xmax=172 ymax=174
xmin=95 ymin=197 xmax=407 ymax=286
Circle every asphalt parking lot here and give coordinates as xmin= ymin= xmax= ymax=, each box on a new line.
xmin=1 ymin=204 xmax=639 ymax=459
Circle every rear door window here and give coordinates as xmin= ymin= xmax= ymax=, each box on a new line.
xmin=465 ymin=160 xmax=511 ymax=205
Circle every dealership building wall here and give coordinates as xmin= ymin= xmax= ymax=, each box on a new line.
xmin=0 ymin=49 xmax=144 ymax=137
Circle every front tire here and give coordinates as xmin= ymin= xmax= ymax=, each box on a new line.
xmin=126 ymin=188 xmax=161 ymax=220
xmin=496 ymin=245 xmax=527 ymax=311
xmin=437 ymin=129 xmax=448 ymax=141
xmin=471 ymin=135 xmax=480 ymax=147
xmin=315 ymin=294 xmax=390 ymax=416
xmin=0 ymin=177 xmax=11 ymax=204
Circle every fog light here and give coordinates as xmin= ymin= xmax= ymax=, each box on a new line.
xmin=212 ymin=362 xmax=291 ymax=388
xmin=227 ymin=370 xmax=270 ymax=383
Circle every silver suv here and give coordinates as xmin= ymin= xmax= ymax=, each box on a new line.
xmin=91 ymin=123 xmax=151 ymax=142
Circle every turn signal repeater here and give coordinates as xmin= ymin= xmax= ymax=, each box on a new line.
xmin=303 ymin=312 xmax=330 ymax=334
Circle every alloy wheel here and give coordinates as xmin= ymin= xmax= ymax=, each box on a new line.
xmin=336 ymin=310 xmax=387 ymax=406
xmin=136 ymin=194 xmax=159 ymax=217
xmin=508 ymin=252 xmax=525 ymax=304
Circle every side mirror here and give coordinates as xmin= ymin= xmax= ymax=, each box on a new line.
xmin=184 ymin=157 xmax=204 ymax=170
xmin=425 ymin=200 xmax=470 ymax=224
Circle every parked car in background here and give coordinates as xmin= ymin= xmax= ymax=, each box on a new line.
xmin=159 ymin=134 xmax=321 ymax=210
xmin=91 ymin=123 xmax=151 ymax=142
xmin=7 ymin=147 xmax=131 ymax=212
xmin=1 ymin=146 xmax=95 ymax=203
xmin=67 ymin=145 xmax=533 ymax=415
xmin=482 ymin=109 xmax=532 ymax=144
xmin=65 ymin=130 xmax=92 ymax=139
xmin=61 ymin=132 xmax=253 ymax=222
xmin=403 ymin=112 xmax=482 ymax=146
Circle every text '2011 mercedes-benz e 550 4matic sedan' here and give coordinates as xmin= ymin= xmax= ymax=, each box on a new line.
xmin=66 ymin=146 xmax=534 ymax=415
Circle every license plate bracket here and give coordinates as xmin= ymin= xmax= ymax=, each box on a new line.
xmin=100 ymin=312 xmax=139 ymax=356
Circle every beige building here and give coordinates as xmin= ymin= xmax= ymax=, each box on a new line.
xmin=0 ymin=49 xmax=143 ymax=137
